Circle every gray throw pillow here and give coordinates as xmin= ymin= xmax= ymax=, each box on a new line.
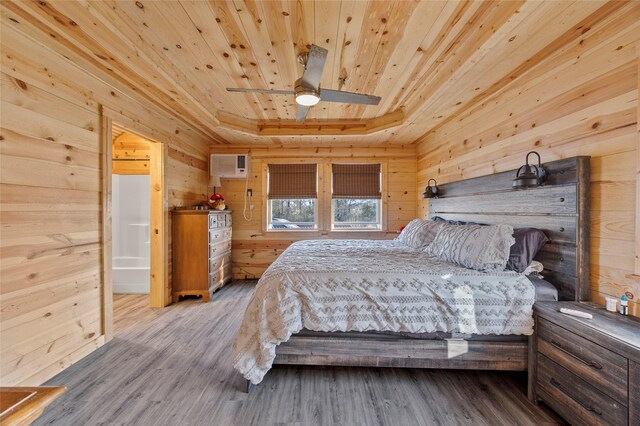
xmin=506 ymin=228 xmax=549 ymax=273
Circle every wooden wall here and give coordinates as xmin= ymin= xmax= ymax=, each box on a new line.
xmin=416 ymin=4 xmax=640 ymax=316
xmin=0 ymin=15 xmax=209 ymax=385
xmin=210 ymin=146 xmax=417 ymax=279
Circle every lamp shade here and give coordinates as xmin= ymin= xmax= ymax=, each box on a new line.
xmin=422 ymin=179 xmax=438 ymax=198
xmin=513 ymin=151 xmax=546 ymax=188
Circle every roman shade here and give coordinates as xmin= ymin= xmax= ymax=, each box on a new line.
xmin=267 ymin=163 xmax=317 ymax=199
xmin=332 ymin=163 xmax=382 ymax=199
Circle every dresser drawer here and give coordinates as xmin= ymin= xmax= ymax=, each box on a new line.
xmin=208 ymin=264 xmax=232 ymax=290
xmin=209 ymin=227 xmax=231 ymax=244
xmin=209 ymin=252 xmax=232 ymax=273
xmin=225 ymin=214 xmax=232 ymax=227
xmin=208 ymin=213 xmax=227 ymax=229
xmin=537 ymin=317 xmax=628 ymax=404
xmin=537 ymin=355 xmax=627 ymax=426
xmin=209 ymin=239 xmax=231 ymax=258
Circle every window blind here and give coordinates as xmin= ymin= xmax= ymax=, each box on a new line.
xmin=332 ymin=163 xmax=382 ymax=199
xmin=267 ymin=163 xmax=317 ymax=199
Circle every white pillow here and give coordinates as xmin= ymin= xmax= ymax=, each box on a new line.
xmin=426 ymin=223 xmax=514 ymax=271
xmin=396 ymin=219 xmax=442 ymax=249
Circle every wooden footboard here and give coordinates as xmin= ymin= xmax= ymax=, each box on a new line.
xmin=273 ymin=334 xmax=528 ymax=371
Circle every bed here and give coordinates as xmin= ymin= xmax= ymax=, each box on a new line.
xmin=233 ymin=156 xmax=590 ymax=387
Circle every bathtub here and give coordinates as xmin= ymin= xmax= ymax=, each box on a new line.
xmin=113 ymin=255 xmax=150 ymax=294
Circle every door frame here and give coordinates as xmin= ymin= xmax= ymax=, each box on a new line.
xmin=101 ymin=113 xmax=169 ymax=337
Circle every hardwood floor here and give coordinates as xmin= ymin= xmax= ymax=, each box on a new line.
xmin=35 ymin=281 xmax=565 ymax=425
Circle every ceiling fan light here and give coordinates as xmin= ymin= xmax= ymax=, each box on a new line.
xmin=295 ymin=91 xmax=320 ymax=106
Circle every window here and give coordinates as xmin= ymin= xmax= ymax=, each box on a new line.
xmin=267 ymin=163 xmax=318 ymax=230
xmin=331 ymin=163 xmax=382 ymax=230
xmin=268 ymin=199 xmax=317 ymax=229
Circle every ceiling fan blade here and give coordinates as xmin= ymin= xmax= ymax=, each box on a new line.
xmin=226 ymin=88 xmax=294 ymax=95
xmin=296 ymin=104 xmax=310 ymax=122
xmin=300 ymin=44 xmax=328 ymax=91
xmin=319 ymin=89 xmax=381 ymax=105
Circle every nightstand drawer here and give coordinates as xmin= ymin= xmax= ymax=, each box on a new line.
xmin=537 ymin=317 xmax=628 ymax=404
xmin=538 ymin=355 xmax=627 ymax=426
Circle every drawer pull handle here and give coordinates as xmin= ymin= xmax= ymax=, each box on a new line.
xmin=587 ymin=406 xmax=602 ymax=416
xmin=550 ymin=378 xmax=562 ymax=388
xmin=587 ymin=360 xmax=603 ymax=370
xmin=550 ymin=340 xmax=603 ymax=370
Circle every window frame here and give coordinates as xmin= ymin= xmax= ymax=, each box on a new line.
xmin=262 ymin=159 xmax=323 ymax=234
xmin=323 ymin=160 xmax=388 ymax=233
xmin=261 ymin=158 xmax=388 ymax=234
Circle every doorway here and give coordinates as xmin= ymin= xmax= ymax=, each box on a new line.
xmin=109 ymin=123 xmax=168 ymax=308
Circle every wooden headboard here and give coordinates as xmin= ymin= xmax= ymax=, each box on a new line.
xmin=428 ymin=156 xmax=590 ymax=302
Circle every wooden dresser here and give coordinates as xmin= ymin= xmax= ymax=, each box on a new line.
xmin=529 ymin=302 xmax=640 ymax=426
xmin=171 ymin=210 xmax=232 ymax=302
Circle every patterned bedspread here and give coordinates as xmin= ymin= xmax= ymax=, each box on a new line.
xmin=232 ymin=239 xmax=535 ymax=384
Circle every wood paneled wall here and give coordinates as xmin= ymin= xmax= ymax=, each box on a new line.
xmin=417 ymin=4 xmax=640 ymax=316
xmin=0 ymin=16 xmax=209 ymax=385
xmin=210 ymin=146 xmax=416 ymax=279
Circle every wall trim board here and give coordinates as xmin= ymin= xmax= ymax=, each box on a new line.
xmin=149 ymin=142 xmax=170 ymax=307
xmin=635 ymin=42 xmax=640 ymax=278
xmin=100 ymin=112 xmax=113 ymax=342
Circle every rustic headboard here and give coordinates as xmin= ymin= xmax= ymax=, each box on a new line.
xmin=428 ymin=156 xmax=590 ymax=301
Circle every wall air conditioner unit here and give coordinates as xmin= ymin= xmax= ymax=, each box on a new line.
xmin=210 ymin=154 xmax=249 ymax=178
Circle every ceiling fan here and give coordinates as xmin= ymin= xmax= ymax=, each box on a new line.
xmin=226 ymin=44 xmax=381 ymax=121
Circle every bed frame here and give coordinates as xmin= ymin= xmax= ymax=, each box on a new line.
xmin=262 ymin=156 xmax=590 ymax=386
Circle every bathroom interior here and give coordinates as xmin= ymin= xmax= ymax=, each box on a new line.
xmin=112 ymin=174 xmax=151 ymax=294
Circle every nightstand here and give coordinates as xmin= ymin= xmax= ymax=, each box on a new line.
xmin=528 ymin=302 xmax=640 ymax=426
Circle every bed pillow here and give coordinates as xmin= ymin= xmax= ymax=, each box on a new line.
xmin=427 ymin=223 xmax=515 ymax=271
xmin=506 ymin=228 xmax=549 ymax=273
xmin=396 ymin=219 xmax=442 ymax=249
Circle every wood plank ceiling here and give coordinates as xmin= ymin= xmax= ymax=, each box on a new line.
xmin=3 ymin=0 xmax=612 ymax=145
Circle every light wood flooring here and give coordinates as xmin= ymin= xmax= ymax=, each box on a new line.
xmin=36 ymin=281 xmax=565 ymax=425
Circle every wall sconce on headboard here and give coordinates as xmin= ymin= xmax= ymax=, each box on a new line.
xmin=422 ymin=179 xmax=439 ymax=198
xmin=513 ymin=151 xmax=547 ymax=188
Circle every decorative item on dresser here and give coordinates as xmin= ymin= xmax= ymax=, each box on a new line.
xmin=171 ymin=210 xmax=232 ymax=303
xmin=529 ymin=302 xmax=640 ymax=426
